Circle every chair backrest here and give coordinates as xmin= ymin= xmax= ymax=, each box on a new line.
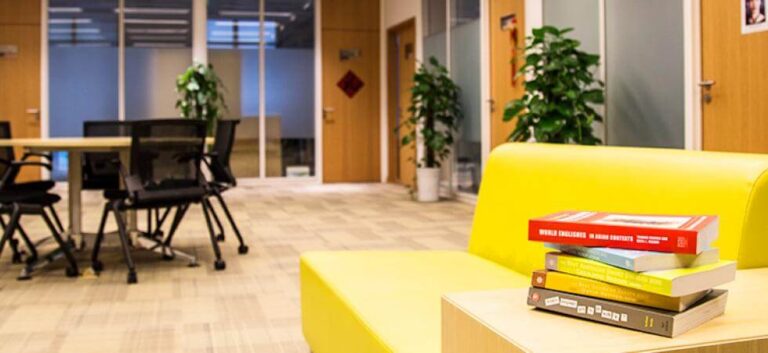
xmin=210 ymin=119 xmax=239 ymax=185
xmin=82 ymin=120 xmax=133 ymax=190
xmin=468 ymin=143 xmax=768 ymax=276
xmin=130 ymin=119 xmax=207 ymax=190
xmin=0 ymin=121 xmax=18 ymax=184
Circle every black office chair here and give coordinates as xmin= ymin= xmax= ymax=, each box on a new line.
xmin=204 ymin=120 xmax=248 ymax=254
xmin=0 ymin=155 xmax=79 ymax=280
xmin=91 ymin=119 xmax=226 ymax=284
xmin=0 ymin=121 xmax=64 ymax=264
xmin=83 ymin=121 xmax=133 ymax=191
xmin=83 ymin=121 xmax=172 ymax=238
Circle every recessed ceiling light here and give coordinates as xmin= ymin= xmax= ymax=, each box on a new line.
xmin=124 ymin=19 xmax=189 ymax=25
xmin=50 ymin=28 xmax=101 ymax=34
xmin=49 ymin=18 xmax=93 ymax=24
xmin=303 ymin=2 xmax=312 ymax=10
xmin=49 ymin=7 xmax=82 ymax=13
xmin=133 ymin=42 xmax=187 ymax=48
xmin=129 ymin=35 xmax=188 ymax=41
xmin=121 ymin=7 xmax=191 ymax=15
xmin=126 ymin=28 xmax=189 ymax=34
xmin=219 ymin=10 xmax=296 ymax=20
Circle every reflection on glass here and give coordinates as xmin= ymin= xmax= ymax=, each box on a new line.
xmin=125 ymin=0 xmax=192 ymax=121
xmin=48 ymin=0 xmax=119 ymax=180
xmin=265 ymin=0 xmax=315 ymax=177
xmin=423 ymin=0 xmax=447 ymax=64
xmin=451 ymin=0 xmax=482 ymax=194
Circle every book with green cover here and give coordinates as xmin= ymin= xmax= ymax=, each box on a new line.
xmin=532 ymin=270 xmax=710 ymax=312
xmin=545 ymin=252 xmax=736 ymax=297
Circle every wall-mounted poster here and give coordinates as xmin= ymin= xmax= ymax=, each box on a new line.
xmin=743 ymin=0 xmax=768 ymax=34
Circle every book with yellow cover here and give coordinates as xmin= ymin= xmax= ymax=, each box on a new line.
xmin=532 ymin=270 xmax=710 ymax=312
xmin=545 ymin=252 xmax=736 ymax=297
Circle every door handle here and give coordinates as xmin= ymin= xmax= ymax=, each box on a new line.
xmin=323 ymin=107 xmax=335 ymax=123
xmin=487 ymin=99 xmax=496 ymax=113
xmin=25 ymin=108 xmax=40 ymax=122
xmin=699 ymin=81 xmax=716 ymax=104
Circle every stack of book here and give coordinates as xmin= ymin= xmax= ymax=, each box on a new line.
xmin=525 ymin=211 xmax=737 ymax=337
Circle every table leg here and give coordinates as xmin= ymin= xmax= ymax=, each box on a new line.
xmin=118 ymin=149 xmax=138 ymax=237
xmin=67 ymin=151 xmax=83 ymax=247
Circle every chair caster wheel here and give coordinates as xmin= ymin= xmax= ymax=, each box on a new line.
xmin=92 ymin=261 xmax=104 ymax=273
xmin=162 ymin=253 xmax=175 ymax=261
xmin=214 ymin=260 xmax=226 ymax=271
xmin=25 ymin=256 xmax=38 ymax=266
xmin=127 ymin=271 xmax=138 ymax=284
xmin=216 ymin=234 xmax=225 ymax=242
xmin=238 ymin=245 xmax=249 ymax=255
xmin=65 ymin=267 xmax=79 ymax=278
xmin=11 ymin=253 xmax=23 ymax=264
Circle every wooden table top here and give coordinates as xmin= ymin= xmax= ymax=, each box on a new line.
xmin=0 ymin=137 xmax=214 ymax=151
xmin=442 ymin=268 xmax=768 ymax=353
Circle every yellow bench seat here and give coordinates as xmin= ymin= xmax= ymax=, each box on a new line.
xmin=300 ymin=251 xmax=530 ymax=353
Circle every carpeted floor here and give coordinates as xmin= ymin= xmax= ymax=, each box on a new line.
xmin=0 ymin=182 xmax=474 ymax=353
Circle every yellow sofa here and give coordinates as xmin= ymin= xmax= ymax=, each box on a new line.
xmin=301 ymin=143 xmax=768 ymax=353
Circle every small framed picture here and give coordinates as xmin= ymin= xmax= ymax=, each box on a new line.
xmin=743 ymin=0 xmax=768 ymax=34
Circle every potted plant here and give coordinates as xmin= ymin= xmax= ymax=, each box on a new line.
xmin=504 ymin=26 xmax=604 ymax=144
xmin=398 ymin=57 xmax=462 ymax=202
xmin=175 ymin=62 xmax=227 ymax=134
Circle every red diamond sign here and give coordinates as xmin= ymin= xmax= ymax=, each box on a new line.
xmin=337 ymin=70 xmax=364 ymax=98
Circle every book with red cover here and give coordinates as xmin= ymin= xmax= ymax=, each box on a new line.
xmin=529 ymin=211 xmax=718 ymax=254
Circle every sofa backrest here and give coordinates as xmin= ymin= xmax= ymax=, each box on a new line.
xmin=468 ymin=143 xmax=768 ymax=276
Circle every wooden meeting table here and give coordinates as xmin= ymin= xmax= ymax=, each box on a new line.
xmin=0 ymin=137 xmax=213 ymax=252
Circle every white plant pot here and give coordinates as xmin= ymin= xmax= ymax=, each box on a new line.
xmin=416 ymin=167 xmax=441 ymax=202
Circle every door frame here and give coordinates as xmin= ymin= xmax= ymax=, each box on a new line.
xmin=386 ymin=18 xmax=416 ymax=185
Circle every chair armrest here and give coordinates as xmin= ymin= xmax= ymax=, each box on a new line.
xmin=0 ymin=161 xmax=52 ymax=191
xmin=21 ymin=152 xmax=52 ymax=162
xmin=111 ymin=158 xmax=143 ymax=197
xmin=11 ymin=160 xmax=53 ymax=171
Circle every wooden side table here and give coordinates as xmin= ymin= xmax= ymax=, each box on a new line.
xmin=442 ymin=268 xmax=768 ymax=353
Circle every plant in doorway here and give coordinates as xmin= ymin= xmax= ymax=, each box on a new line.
xmin=175 ymin=62 xmax=228 ymax=135
xmin=397 ymin=57 xmax=462 ymax=202
xmin=504 ymin=26 xmax=604 ymax=144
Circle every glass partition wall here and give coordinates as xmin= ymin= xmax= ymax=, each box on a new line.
xmin=208 ymin=0 xmax=316 ymax=178
xmin=48 ymin=0 xmax=316 ymax=180
xmin=422 ymin=0 xmax=482 ymax=195
xmin=48 ymin=0 xmax=119 ymax=179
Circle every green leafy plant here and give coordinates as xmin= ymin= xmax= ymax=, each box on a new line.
xmin=504 ymin=26 xmax=604 ymax=144
xmin=397 ymin=57 xmax=462 ymax=169
xmin=175 ymin=63 xmax=227 ymax=134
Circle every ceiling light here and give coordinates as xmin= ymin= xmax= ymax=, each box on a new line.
xmin=54 ymin=42 xmax=111 ymax=48
xmin=210 ymin=30 xmax=262 ymax=37
xmin=129 ymin=35 xmax=188 ymax=41
xmin=50 ymin=28 xmax=101 ymax=34
xmin=133 ymin=42 xmax=186 ymax=48
xmin=213 ymin=20 xmax=278 ymax=29
xmin=121 ymin=7 xmax=190 ymax=15
xmin=303 ymin=2 xmax=312 ymax=10
xmin=219 ymin=10 xmax=296 ymax=20
xmin=49 ymin=7 xmax=82 ymax=13
xmin=49 ymin=34 xmax=105 ymax=40
xmin=126 ymin=28 xmax=189 ymax=34
xmin=49 ymin=18 xmax=93 ymax=24
xmin=124 ymin=19 xmax=189 ymax=25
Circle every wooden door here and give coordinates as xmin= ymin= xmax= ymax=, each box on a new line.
xmin=0 ymin=0 xmax=42 ymax=181
xmin=387 ymin=19 xmax=416 ymax=187
xmin=702 ymin=0 xmax=768 ymax=152
xmin=322 ymin=0 xmax=380 ymax=182
xmin=489 ymin=0 xmax=525 ymax=149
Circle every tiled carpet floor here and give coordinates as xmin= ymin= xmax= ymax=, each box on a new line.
xmin=0 ymin=183 xmax=475 ymax=353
